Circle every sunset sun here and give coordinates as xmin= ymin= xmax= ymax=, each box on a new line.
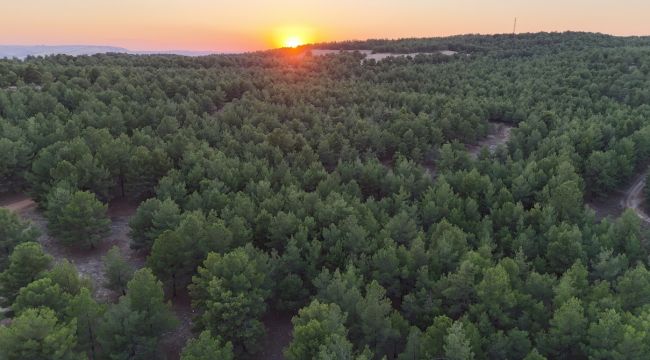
xmin=283 ymin=36 xmax=304 ymax=48
xmin=272 ymin=26 xmax=314 ymax=48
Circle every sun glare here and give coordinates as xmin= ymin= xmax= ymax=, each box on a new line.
xmin=283 ymin=36 xmax=303 ymax=48
xmin=272 ymin=26 xmax=314 ymax=49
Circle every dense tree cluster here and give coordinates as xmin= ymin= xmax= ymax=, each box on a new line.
xmin=3 ymin=32 xmax=650 ymax=359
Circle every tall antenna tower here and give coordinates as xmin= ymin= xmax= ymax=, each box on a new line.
xmin=513 ymin=17 xmax=518 ymax=35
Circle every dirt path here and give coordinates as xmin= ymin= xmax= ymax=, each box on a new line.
xmin=622 ymin=171 xmax=650 ymax=223
xmin=0 ymin=193 xmax=36 ymax=212
xmin=587 ymin=169 xmax=650 ymax=223
xmin=160 ymin=290 xmax=195 ymax=360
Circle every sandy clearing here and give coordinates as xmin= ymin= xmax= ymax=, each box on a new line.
xmin=310 ymin=49 xmax=458 ymax=60
xmin=467 ymin=122 xmax=513 ymax=158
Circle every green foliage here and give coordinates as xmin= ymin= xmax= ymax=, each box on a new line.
xmin=129 ymin=198 xmax=181 ymax=252
xmin=0 ymin=208 xmax=39 ymax=271
xmin=540 ymin=297 xmax=587 ymax=360
xmin=98 ymin=268 xmax=177 ymax=360
xmin=46 ymin=186 xmax=110 ymax=249
xmin=285 ymin=300 xmax=353 ymax=360
xmin=616 ymin=264 xmax=650 ymax=311
xmin=12 ymin=277 xmax=69 ymax=316
xmin=180 ymin=331 xmax=234 ymax=360
xmin=148 ymin=230 xmax=192 ymax=297
xmin=47 ymin=259 xmax=91 ymax=296
xmin=0 ymin=242 xmax=52 ymax=303
xmin=189 ymin=245 xmax=272 ymax=356
xmin=65 ymin=288 xmax=105 ymax=360
xmin=444 ymin=322 xmax=475 ymax=360
xmin=0 ymin=307 xmax=83 ymax=360
xmin=102 ymin=246 xmax=134 ymax=295
xmin=5 ymin=32 xmax=650 ymax=359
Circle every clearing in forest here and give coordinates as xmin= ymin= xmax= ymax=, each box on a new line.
xmin=0 ymin=194 xmax=142 ymax=302
xmin=587 ymin=170 xmax=650 ymax=224
xmin=466 ymin=122 xmax=513 ymax=158
xmin=310 ymin=49 xmax=458 ymax=60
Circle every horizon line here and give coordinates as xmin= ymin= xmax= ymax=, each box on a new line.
xmin=2 ymin=30 xmax=650 ymax=55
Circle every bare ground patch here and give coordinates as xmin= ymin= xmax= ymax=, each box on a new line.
xmin=587 ymin=170 xmax=650 ymax=224
xmin=254 ymin=311 xmax=294 ymax=360
xmin=467 ymin=122 xmax=513 ymax=158
xmin=0 ymin=196 xmax=143 ymax=303
xmin=160 ymin=289 xmax=195 ymax=360
xmin=0 ymin=193 xmax=36 ymax=213
xmin=310 ymin=49 xmax=458 ymax=60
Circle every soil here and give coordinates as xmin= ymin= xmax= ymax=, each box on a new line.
xmin=254 ymin=311 xmax=294 ymax=360
xmin=0 ymin=194 xmax=143 ymax=303
xmin=0 ymin=193 xmax=36 ymax=212
xmin=160 ymin=289 xmax=195 ymax=360
xmin=588 ymin=170 xmax=650 ymax=223
xmin=466 ymin=122 xmax=513 ymax=158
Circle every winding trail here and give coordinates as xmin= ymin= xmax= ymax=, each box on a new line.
xmin=622 ymin=171 xmax=650 ymax=223
xmin=0 ymin=194 xmax=35 ymax=212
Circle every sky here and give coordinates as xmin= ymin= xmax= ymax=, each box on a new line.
xmin=1 ymin=0 xmax=649 ymax=52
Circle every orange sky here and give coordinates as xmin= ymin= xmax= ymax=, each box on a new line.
xmin=1 ymin=0 xmax=649 ymax=52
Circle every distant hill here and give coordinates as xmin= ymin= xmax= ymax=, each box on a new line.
xmin=0 ymin=45 xmax=229 ymax=59
xmin=0 ymin=45 xmax=128 ymax=59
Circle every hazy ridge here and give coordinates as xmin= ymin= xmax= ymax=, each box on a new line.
xmin=0 ymin=45 xmax=224 ymax=59
xmin=0 ymin=45 xmax=129 ymax=59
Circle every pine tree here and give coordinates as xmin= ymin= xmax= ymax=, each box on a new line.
xmin=189 ymin=245 xmax=271 ymax=356
xmin=148 ymin=230 xmax=192 ymax=297
xmin=126 ymin=268 xmax=177 ymax=335
xmin=12 ymin=277 xmax=70 ymax=316
xmin=0 ymin=242 xmax=52 ymax=303
xmin=47 ymin=259 xmax=92 ymax=296
xmin=129 ymin=198 xmax=180 ymax=252
xmin=103 ymin=246 xmax=134 ymax=295
xmin=66 ymin=288 xmax=105 ymax=360
xmin=540 ymin=297 xmax=587 ymax=359
xmin=285 ymin=300 xmax=353 ymax=360
xmin=0 ymin=307 xmax=83 ymax=360
xmin=443 ymin=322 xmax=475 ymax=360
xmin=98 ymin=268 xmax=177 ymax=359
xmin=46 ymin=187 xmax=110 ymax=249
xmin=0 ymin=208 xmax=40 ymax=271
xmin=180 ymin=331 xmax=234 ymax=360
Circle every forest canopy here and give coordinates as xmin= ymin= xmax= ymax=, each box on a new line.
xmin=2 ymin=32 xmax=650 ymax=359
